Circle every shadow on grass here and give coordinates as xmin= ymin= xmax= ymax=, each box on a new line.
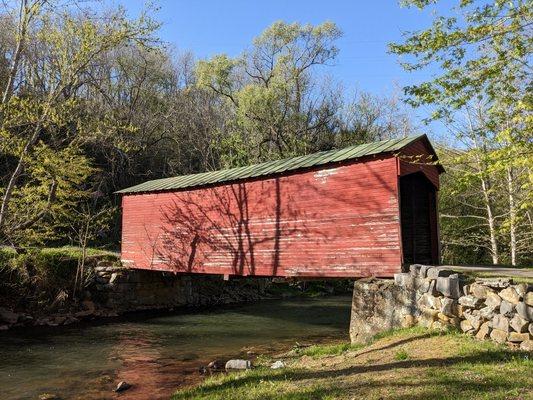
xmin=350 ymin=331 xmax=441 ymax=358
xmin=173 ymin=340 xmax=532 ymax=400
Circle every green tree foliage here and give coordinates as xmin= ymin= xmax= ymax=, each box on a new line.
xmin=0 ymin=1 xmax=158 ymax=246
xmin=1 ymin=8 xmax=417 ymax=251
xmin=196 ymin=21 xmax=344 ymax=166
xmin=391 ymin=0 xmax=532 ymax=265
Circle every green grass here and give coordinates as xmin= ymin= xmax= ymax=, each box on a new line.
xmin=1 ymin=246 xmax=121 ymax=307
xmin=38 ymin=246 xmax=119 ymax=259
xmin=173 ymin=368 xmax=341 ymax=400
xmin=173 ymin=328 xmax=533 ymax=400
xmin=465 ymin=271 xmax=533 ymax=284
xmin=393 ymin=349 xmax=409 ymax=361
xmin=296 ymin=327 xmax=435 ymax=359
xmin=298 ymin=342 xmax=364 ymax=358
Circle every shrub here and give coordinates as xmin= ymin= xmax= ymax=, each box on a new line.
xmin=0 ymin=246 xmax=119 ymax=309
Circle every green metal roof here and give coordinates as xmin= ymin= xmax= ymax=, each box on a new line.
xmin=117 ymin=135 xmax=427 ymax=194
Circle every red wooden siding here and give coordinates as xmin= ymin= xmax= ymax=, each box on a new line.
xmin=121 ymin=155 xmax=403 ymax=278
xmin=397 ymin=139 xmax=441 ymax=189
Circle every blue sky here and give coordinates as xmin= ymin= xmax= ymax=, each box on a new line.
xmin=117 ymin=0 xmax=451 ymax=135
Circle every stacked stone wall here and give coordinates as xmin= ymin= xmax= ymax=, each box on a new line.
xmin=350 ymin=265 xmax=532 ymax=351
xmin=0 ymin=261 xmax=271 ymax=330
xmin=92 ymin=262 xmax=271 ymax=312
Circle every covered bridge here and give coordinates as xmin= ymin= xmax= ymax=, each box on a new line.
xmin=117 ymin=134 xmax=444 ymax=278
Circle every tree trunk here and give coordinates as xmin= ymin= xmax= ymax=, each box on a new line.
xmin=480 ymin=175 xmax=499 ymax=264
xmin=507 ymin=167 xmax=517 ymax=266
xmin=2 ymin=0 xmax=29 ymax=104
xmin=0 ymin=115 xmax=46 ymax=232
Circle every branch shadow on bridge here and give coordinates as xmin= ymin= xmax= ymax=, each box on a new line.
xmin=145 ymin=155 xmax=400 ymax=277
xmin=154 ymin=177 xmax=311 ymax=276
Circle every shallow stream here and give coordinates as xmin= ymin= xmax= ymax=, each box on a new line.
xmin=0 ymin=295 xmax=352 ymax=399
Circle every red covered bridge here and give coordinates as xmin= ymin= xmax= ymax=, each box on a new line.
xmin=117 ymin=135 xmax=443 ymax=278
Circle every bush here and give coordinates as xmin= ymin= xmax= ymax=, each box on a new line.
xmin=0 ymin=247 xmax=28 ymax=301
xmin=0 ymin=246 xmax=119 ymax=310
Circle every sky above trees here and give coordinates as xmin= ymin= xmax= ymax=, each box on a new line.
xmin=117 ymin=1 xmax=446 ymax=93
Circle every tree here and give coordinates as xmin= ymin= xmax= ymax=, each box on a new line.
xmin=335 ymin=89 xmax=418 ymax=148
xmin=0 ymin=1 xmax=159 ymax=245
xmin=69 ymin=201 xmax=115 ymax=297
xmin=196 ymin=21 xmax=343 ymax=166
xmin=390 ymin=0 xmax=532 ymax=265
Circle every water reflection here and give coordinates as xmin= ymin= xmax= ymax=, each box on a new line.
xmin=0 ymin=296 xmax=351 ymax=400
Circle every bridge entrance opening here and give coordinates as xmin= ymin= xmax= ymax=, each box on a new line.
xmin=400 ymin=172 xmax=439 ymax=265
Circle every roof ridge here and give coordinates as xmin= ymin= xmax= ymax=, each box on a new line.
xmin=116 ymin=134 xmax=426 ymax=194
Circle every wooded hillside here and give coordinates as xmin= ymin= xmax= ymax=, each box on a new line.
xmin=0 ymin=0 xmax=531 ymax=266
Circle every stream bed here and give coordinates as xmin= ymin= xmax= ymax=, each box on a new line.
xmin=0 ymin=295 xmax=352 ymax=400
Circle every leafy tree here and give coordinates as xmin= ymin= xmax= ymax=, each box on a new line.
xmin=390 ymin=0 xmax=532 ymax=265
xmin=0 ymin=1 xmax=158 ymax=246
xmin=196 ymin=21 xmax=343 ymax=166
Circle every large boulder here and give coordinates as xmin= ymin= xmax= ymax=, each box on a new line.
xmin=427 ymin=268 xmax=454 ymax=279
xmin=475 ymin=278 xmax=512 ymax=289
xmin=350 ymin=279 xmax=419 ymax=343
xmin=436 ymin=275 xmax=462 ymax=299
xmin=418 ymin=293 xmax=441 ymax=310
xmin=478 ymin=306 xmax=497 ymax=320
xmin=484 ymin=292 xmax=502 ymax=309
xmin=418 ymin=307 xmax=438 ymax=328
xmin=490 ymin=328 xmax=508 ymax=344
xmin=520 ymin=340 xmax=533 ymax=351
xmin=514 ymin=283 xmax=528 ymax=297
xmin=458 ymin=295 xmax=482 ymax=308
xmin=525 ymin=292 xmax=533 ymax=307
xmin=469 ymin=283 xmax=494 ymax=299
xmin=507 ymin=332 xmax=530 ymax=343
xmin=463 ymin=312 xmax=482 ymax=331
xmin=499 ymin=300 xmax=515 ymax=317
xmin=460 ymin=319 xmax=474 ymax=333
xmin=475 ymin=322 xmax=491 ymax=340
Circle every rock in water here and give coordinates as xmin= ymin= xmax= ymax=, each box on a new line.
xmin=39 ymin=394 xmax=60 ymax=400
xmin=207 ymin=360 xmax=224 ymax=370
xmin=115 ymin=381 xmax=132 ymax=392
xmin=271 ymin=360 xmax=285 ymax=369
xmin=225 ymin=359 xmax=252 ymax=370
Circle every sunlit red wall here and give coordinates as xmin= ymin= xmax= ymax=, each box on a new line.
xmin=120 ymin=152 xmax=412 ymax=278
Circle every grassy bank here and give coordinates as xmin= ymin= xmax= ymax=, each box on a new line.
xmin=0 ymin=246 xmax=119 ymax=311
xmin=173 ymin=327 xmax=532 ymax=400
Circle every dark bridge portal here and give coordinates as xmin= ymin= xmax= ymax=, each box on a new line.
xmin=400 ymin=172 xmax=439 ymax=265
